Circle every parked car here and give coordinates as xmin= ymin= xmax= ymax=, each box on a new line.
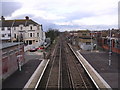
xmin=37 ymin=46 xmax=44 ymax=52
xmin=29 ymin=46 xmax=37 ymax=52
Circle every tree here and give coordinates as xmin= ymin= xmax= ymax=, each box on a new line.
xmin=46 ymin=28 xmax=60 ymax=44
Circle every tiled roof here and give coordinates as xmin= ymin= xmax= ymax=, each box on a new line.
xmin=0 ymin=19 xmax=40 ymax=27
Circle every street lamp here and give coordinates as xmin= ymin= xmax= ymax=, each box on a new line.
xmin=109 ymin=29 xmax=112 ymax=66
xmin=91 ymin=30 xmax=93 ymax=52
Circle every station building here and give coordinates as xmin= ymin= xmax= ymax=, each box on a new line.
xmin=0 ymin=42 xmax=25 ymax=80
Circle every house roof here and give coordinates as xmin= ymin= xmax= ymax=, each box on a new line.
xmin=0 ymin=19 xmax=40 ymax=27
xmin=0 ymin=42 xmax=23 ymax=49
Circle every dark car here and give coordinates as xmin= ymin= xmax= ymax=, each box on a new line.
xmin=29 ymin=46 xmax=37 ymax=52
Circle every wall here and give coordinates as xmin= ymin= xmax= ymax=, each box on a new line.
xmin=79 ymin=42 xmax=93 ymax=50
xmin=1 ymin=43 xmax=25 ymax=80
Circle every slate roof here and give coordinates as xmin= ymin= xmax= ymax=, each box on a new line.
xmin=0 ymin=19 xmax=40 ymax=27
xmin=0 ymin=42 xmax=23 ymax=49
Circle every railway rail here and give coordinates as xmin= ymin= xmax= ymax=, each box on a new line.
xmin=37 ymin=36 xmax=96 ymax=90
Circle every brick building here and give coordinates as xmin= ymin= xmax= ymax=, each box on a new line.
xmin=0 ymin=42 xmax=25 ymax=80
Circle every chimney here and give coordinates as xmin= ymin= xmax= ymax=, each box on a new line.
xmin=1 ymin=16 xmax=5 ymax=20
xmin=25 ymin=16 xmax=29 ymax=20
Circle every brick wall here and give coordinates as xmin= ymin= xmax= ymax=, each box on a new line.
xmin=2 ymin=44 xmax=25 ymax=80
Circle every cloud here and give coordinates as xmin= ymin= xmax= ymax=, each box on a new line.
xmin=1 ymin=2 xmax=22 ymax=16
xmin=1 ymin=0 xmax=119 ymax=31
xmin=73 ymin=14 xmax=118 ymax=25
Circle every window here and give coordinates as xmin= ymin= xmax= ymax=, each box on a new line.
xmin=37 ymin=33 xmax=39 ymax=37
xmin=104 ymin=39 xmax=107 ymax=45
xmin=14 ymin=34 xmax=16 ymax=38
xmin=37 ymin=26 xmax=39 ymax=30
xmin=29 ymin=40 xmax=32 ymax=45
xmin=82 ymin=34 xmax=86 ymax=36
xmin=86 ymin=42 xmax=91 ymax=45
xmin=2 ymin=34 xmax=5 ymax=37
xmin=30 ymin=26 xmax=32 ymax=30
xmin=30 ymin=33 xmax=32 ymax=37
xmin=2 ymin=27 xmax=4 ymax=31
xmin=8 ymin=27 xmax=11 ymax=30
xmin=33 ymin=33 xmax=35 ymax=37
xmin=20 ymin=27 xmax=23 ymax=30
xmin=8 ymin=34 xmax=11 ymax=37
xmin=25 ymin=41 xmax=29 ymax=46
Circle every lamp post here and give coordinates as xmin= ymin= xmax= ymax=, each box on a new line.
xmin=17 ymin=31 xmax=22 ymax=71
xmin=109 ymin=29 xmax=112 ymax=66
xmin=91 ymin=30 xmax=93 ymax=52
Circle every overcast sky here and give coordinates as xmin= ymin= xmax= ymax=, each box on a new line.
xmin=1 ymin=0 xmax=119 ymax=31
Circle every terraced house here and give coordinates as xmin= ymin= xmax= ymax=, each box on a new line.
xmin=0 ymin=16 xmax=45 ymax=47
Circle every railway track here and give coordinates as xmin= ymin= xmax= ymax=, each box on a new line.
xmin=65 ymin=42 xmax=95 ymax=89
xmin=37 ymin=36 xmax=96 ymax=90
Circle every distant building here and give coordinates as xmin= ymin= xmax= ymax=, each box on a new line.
xmin=101 ymin=37 xmax=120 ymax=54
xmin=77 ymin=30 xmax=94 ymax=50
xmin=0 ymin=42 xmax=25 ymax=80
xmin=0 ymin=16 xmax=45 ymax=47
xmin=91 ymin=29 xmax=120 ymax=54
xmin=100 ymin=29 xmax=120 ymax=54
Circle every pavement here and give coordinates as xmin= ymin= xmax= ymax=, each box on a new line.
xmin=77 ymin=49 xmax=120 ymax=89
xmin=2 ymin=51 xmax=44 ymax=89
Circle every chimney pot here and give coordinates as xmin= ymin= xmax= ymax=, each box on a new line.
xmin=1 ymin=16 xmax=5 ymax=20
xmin=25 ymin=16 xmax=29 ymax=20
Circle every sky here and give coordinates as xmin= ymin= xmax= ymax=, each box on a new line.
xmin=0 ymin=0 xmax=120 ymax=31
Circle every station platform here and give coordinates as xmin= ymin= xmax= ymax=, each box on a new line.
xmin=2 ymin=59 xmax=41 ymax=89
xmin=2 ymin=51 xmax=46 ymax=89
xmin=68 ymin=44 xmax=115 ymax=89
xmin=78 ymin=50 xmax=119 ymax=89
xmin=24 ymin=59 xmax=49 ymax=89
